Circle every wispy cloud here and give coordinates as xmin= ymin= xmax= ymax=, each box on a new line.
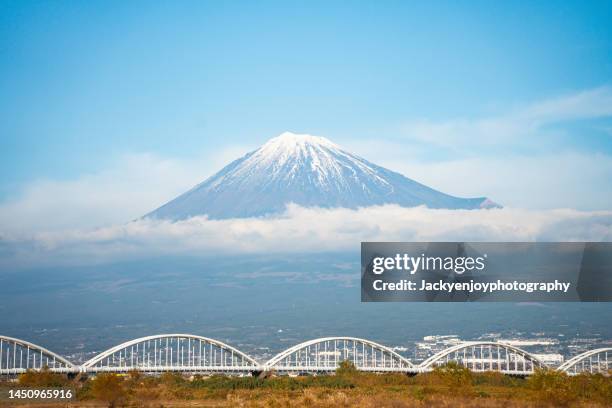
xmin=2 ymin=204 xmax=610 ymax=268
xmin=384 ymin=152 xmax=612 ymax=210
xmin=348 ymin=87 xmax=612 ymax=210
xmin=400 ymin=86 xmax=612 ymax=148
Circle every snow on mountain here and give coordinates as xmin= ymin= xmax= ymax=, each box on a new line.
xmin=146 ymin=132 xmax=499 ymax=220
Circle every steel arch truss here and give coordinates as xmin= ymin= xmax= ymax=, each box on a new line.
xmin=81 ymin=334 xmax=260 ymax=374
xmin=558 ymin=348 xmax=611 ymax=375
xmin=419 ymin=341 xmax=544 ymax=375
xmin=265 ymin=337 xmax=415 ymax=373
xmin=0 ymin=336 xmax=75 ymax=375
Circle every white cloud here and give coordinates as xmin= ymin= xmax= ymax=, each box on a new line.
xmin=0 ymin=146 xmax=250 ymax=233
xmin=2 ymin=205 xmax=610 ymax=267
xmin=399 ymin=86 xmax=612 ymax=148
xmin=378 ymin=152 xmax=612 ymax=210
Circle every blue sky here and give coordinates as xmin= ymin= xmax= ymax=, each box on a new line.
xmin=1 ymin=1 xmax=612 ymax=231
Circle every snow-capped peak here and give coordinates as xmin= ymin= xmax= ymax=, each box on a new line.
xmin=145 ymin=132 xmax=498 ymax=220
xmin=264 ymin=131 xmax=339 ymax=150
xmin=255 ymin=132 xmax=342 ymax=167
xmin=232 ymin=131 xmax=365 ymax=188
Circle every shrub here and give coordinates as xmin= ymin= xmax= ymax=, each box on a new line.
xmin=472 ymin=371 xmax=523 ymax=387
xmin=336 ymin=360 xmax=359 ymax=378
xmin=527 ymin=368 xmax=576 ymax=406
xmin=412 ymin=385 xmax=426 ymax=401
xmin=432 ymin=361 xmax=473 ymax=388
xmin=90 ymin=373 xmax=127 ymax=408
xmin=189 ymin=374 xmax=354 ymax=391
xmin=160 ymin=372 xmax=187 ymax=387
xmin=567 ymin=373 xmax=612 ymax=404
xmin=18 ymin=367 xmax=70 ymax=387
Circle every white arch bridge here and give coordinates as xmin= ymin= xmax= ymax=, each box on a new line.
xmin=0 ymin=334 xmax=609 ymax=377
xmin=0 ymin=336 xmax=76 ymax=375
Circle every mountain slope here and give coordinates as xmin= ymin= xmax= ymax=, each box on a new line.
xmin=146 ymin=132 xmax=499 ymax=220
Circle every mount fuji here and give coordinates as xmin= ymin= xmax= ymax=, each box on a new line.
xmin=146 ymin=132 xmax=499 ymax=220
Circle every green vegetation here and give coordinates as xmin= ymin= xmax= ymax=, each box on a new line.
xmin=0 ymin=362 xmax=609 ymax=407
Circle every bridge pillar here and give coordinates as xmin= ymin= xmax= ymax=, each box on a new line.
xmin=252 ymin=370 xmax=271 ymax=378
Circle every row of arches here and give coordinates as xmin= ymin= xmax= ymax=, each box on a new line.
xmin=0 ymin=334 xmax=609 ymax=376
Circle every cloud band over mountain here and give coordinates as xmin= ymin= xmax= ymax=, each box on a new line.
xmin=2 ymin=204 xmax=610 ymax=268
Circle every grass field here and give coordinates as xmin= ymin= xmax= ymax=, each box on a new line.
xmin=1 ymin=362 xmax=610 ymax=407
